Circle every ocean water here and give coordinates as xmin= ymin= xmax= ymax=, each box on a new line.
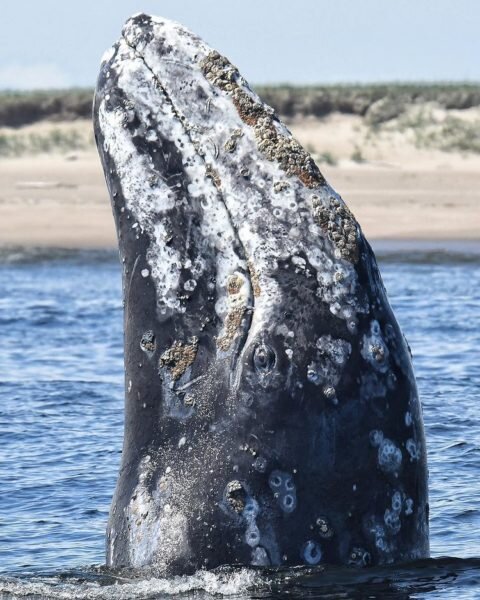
xmin=0 ymin=246 xmax=479 ymax=599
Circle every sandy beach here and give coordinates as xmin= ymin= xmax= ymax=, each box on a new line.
xmin=0 ymin=115 xmax=478 ymax=249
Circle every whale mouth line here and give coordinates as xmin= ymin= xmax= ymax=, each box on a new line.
xmin=120 ymin=28 xmax=257 ymax=364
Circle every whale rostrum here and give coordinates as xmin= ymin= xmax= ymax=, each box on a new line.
xmin=93 ymin=13 xmax=429 ymax=573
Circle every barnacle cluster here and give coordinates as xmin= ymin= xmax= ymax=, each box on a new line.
xmin=311 ymin=194 xmax=359 ymax=263
xmin=200 ymin=51 xmax=326 ymax=189
xmin=216 ymin=273 xmax=248 ymax=351
xmin=159 ymin=337 xmax=198 ymax=380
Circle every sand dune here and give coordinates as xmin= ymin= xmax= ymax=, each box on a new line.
xmin=0 ymin=115 xmax=478 ymax=248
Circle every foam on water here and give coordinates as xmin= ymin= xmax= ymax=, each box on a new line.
xmin=2 ymin=559 xmax=480 ymax=599
xmin=0 ymin=567 xmax=263 ymax=600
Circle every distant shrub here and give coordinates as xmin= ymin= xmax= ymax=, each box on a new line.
xmin=256 ymin=83 xmax=480 ymax=120
xmin=317 ymin=151 xmax=338 ymax=166
xmin=0 ymin=127 xmax=93 ymax=156
xmin=436 ymin=116 xmax=480 ymax=153
xmin=351 ymin=146 xmax=365 ymax=163
xmin=1 ymin=84 xmax=480 ymax=127
xmin=365 ymin=96 xmax=407 ymax=126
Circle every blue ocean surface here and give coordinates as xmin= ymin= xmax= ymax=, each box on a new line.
xmin=0 ymin=246 xmax=479 ymax=599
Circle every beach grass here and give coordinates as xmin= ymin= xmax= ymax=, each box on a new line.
xmin=1 ymin=83 xmax=480 ymax=157
xmin=1 ymin=83 xmax=480 ymax=127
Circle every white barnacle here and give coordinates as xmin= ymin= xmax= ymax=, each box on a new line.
xmin=391 ymin=491 xmax=403 ymax=513
xmin=313 ymin=335 xmax=351 ymax=392
xmin=361 ymin=320 xmax=390 ymax=373
xmin=323 ymin=385 xmax=337 ymax=404
xmin=291 ymin=255 xmax=306 ymax=269
xmin=406 ymin=438 xmax=421 ymax=461
xmin=378 ymin=438 xmax=402 ymax=474
xmin=183 ymin=279 xmax=197 ymax=291
xmin=369 ymin=429 xmax=384 ymax=447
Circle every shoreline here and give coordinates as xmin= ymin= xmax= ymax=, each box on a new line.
xmin=1 ymin=153 xmax=478 ymax=248
xmin=1 ymin=240 xmax=478 ymax=267
xmin=0 ymin=114 xmax=478 ymax=249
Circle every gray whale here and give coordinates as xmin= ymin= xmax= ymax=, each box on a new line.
xmin=93 ymin=13 xmax=429 ymax=574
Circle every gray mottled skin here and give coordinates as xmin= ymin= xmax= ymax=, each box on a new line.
xmin=93 ymin=13 xmax=429 ymax=574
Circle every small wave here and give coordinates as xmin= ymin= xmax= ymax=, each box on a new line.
xmin=0 ymin=567 xmax=264 ymax=600
xmin=0 ymin=242 xmax=479 ymax=266
xmin=373 ymin=239 xmax=480 ymax=264
xmin=0 ymin=246 xmax=117 ymax=266
xmin=2 ymin=559 xmax=480 ymax=600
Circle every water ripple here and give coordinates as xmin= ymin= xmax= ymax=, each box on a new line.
xmin=0 ymin=255 xmax=479 ymax=599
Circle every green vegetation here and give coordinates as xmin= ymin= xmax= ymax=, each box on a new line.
xmin=351 ymin=146 xmax=365 ymax=163
xmin=1 ymin=84 xmax=479 ymax=156
xmin=316 ymin=151 xmax=338 ymax=166
xmin=256 ymin=83 xmax=480 ymax=121
xmin=436 ymin=116 xmax=480 ymax=153
xmin=0 ymin=89 xmax=92 ymax=127
xmin=371 ymin=104 xmax=480 ymax=154
xmin=1 ymin=84 xmax=480 ymax=127
xmin=0 ymin=127 xmax=94 ymax=157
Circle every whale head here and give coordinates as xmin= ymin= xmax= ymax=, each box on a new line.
xmin=94 ymin=14 xmax=428 ymax=573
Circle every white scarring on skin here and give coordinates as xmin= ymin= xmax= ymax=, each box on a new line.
xmin=405 ymin=498 xmax=414 ymax=516
xmin=126 ymin=458 xmax=192 ymax=568
xmin=251 ymin=545 xmax=269 ymax=566
xmin=405 ymin=411 xmax=413 ymax=427
xmin=98 ymin=41 xmax=250 ymax=327
xmin=120 ymin=15 xmax=366 ymax=343
xmin=302 ymin=540 xmax=322 ymax=565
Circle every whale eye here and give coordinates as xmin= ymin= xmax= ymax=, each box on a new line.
xmin=253 ymin=343 xmax=275 ymax=373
